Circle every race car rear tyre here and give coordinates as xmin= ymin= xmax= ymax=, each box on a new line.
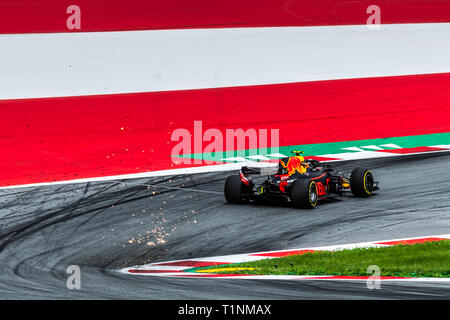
xmin=224 ymin=175 xmax=251 ymax=204
xmin=350 ymin=167 xmax=374 ymax=197
xmin=291 ymin=179 xmax=318 ymax=209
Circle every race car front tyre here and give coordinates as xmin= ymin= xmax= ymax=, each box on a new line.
xmin=291 ymin=179 xmax=318 ymax=209
xmin=350 ymin=167 xmax=374 ymax=197
xmin=224 ymin=175 xmax=250 ymax=204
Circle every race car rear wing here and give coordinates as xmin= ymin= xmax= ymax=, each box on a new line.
xmin=241 ymin=165 xmax=278 ymax=175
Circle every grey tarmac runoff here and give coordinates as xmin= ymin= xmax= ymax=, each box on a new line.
xmin=0 ymin=153 xmax=449 ymax=299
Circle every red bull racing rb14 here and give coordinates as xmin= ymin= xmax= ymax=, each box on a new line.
xmin=224 ymin=151 xmax=379 ymax=209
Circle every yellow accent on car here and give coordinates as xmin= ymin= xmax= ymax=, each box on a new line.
xmin=363 ymin=170 xmax=372 ymax=195
xmin=309 ymin=181 xmax=318 ymax=207
xmin=194 ymin=267 xmax=258 ymax=273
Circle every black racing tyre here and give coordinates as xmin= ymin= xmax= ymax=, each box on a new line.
xmin=350 ymin=167 xmax=374 ymax=197
xmin=224 ymin=175 xmax=250 ymax=204
xmin=290 ymin=179 xmax=318 ymax=209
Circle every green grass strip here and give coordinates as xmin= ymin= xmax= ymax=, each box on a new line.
xmin=188 ymin=240 xmax=450 ymax=278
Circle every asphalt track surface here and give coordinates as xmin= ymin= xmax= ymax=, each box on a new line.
xmin=1 ymin=153 xmax=450 ymax=299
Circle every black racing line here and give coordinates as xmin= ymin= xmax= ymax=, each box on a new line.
xmin=0 ymin=153 xmax=449 ymax=299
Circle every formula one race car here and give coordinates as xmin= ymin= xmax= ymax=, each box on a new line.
xmin=224 ymin=151 xmax=379 ymax=209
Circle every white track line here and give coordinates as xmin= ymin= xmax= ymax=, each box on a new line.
xmin=380 ymin=143 xmax=402 ymax=149
xmin=0 ymin=161 xmax=276 ymax=190
xmin=2 ymin=146 xmax=450 ymax=190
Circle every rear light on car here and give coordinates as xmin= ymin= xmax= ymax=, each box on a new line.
xmin=279 ymin=181 xmax=287 ymax=193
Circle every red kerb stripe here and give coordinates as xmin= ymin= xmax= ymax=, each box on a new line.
xmin=376 ymin=237 xmax=446 ymax=246
xmin=128 ymin=269 xmax=183 ymax=274
xmin=154 ymin=260 xmax=229 ymax=267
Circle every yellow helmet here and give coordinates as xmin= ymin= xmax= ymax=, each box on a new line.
xmin=291 ymin=150 xmax=304 ymax=156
